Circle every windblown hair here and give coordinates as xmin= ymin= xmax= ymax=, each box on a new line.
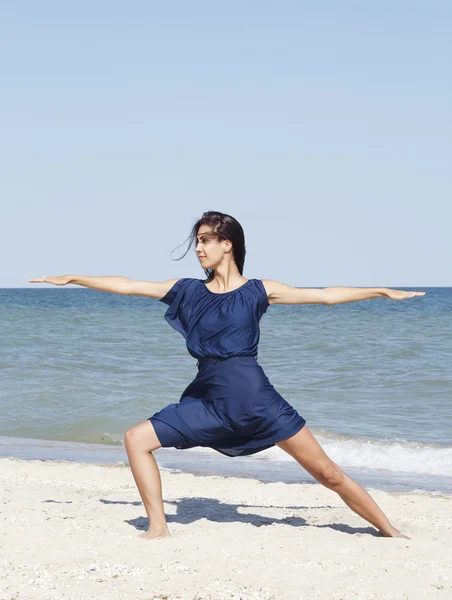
xmin=171 ymin=211 xmax=246 ymax=281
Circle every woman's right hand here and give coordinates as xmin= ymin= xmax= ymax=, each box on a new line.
xmin=28 ymin=275 xmax=71 ymax=286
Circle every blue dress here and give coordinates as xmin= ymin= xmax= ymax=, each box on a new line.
xmin=149 ymin=278 xmax=306 ymax=457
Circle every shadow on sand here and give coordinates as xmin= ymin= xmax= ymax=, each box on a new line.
xmin=100 ymin=496 xmax=379 ymax=537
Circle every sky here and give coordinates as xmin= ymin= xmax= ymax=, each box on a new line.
xmin=2 ymin=1 xmax=451 ymax=288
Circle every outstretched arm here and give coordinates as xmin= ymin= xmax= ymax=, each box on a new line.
xmin=28 ymin=275 xmax=181 ymax=299
xmin=261 ymin=280 xmax=425 ymax=305
xmin=124 ymin=278 xmax=181 ymax=298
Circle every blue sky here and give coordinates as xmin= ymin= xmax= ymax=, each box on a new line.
xmin=2 ymin=1 xmax=450 ymax=288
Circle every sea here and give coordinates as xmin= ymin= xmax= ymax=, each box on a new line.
xmin=1 ymin=286 xmax=451 ymax=494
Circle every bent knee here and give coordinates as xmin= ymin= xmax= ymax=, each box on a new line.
xmin=124 ymin=424 xmax=149 ymax=450
xmin=124 ymin=426 xmax=139 ymax=449
xmin=314 ymin=462 xmax=345 ymax=489
xmin=124 ymin=421 xmax=162 ymax=452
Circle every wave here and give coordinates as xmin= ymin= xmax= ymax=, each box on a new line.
xmin=188 ymin=430 xmax=452 ymax=478
xmin=4 ymin=427 xmax=451 ymax=479
xmin=261 ymin=431 xmax=452 ymax=477
xmin=101 ymin=429 xmax=452 ymax=478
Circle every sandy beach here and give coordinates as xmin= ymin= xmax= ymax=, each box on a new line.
xmin=0 ymin=456 xmax=451 ymax=600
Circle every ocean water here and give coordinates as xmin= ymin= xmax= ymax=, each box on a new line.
xmin=1 ymin=286 xmax=451 ymax=492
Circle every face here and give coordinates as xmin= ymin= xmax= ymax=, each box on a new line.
xmin=195 ymin=225 xmax=231 ymax=268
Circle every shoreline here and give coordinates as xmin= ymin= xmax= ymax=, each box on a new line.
xmin=0 ymin=456 xmax=451 ymax=599
xmin=1 ymin=435 xmax=451 ymax=495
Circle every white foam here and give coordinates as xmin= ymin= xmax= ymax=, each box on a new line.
xmin=181 ymin=431 xmax=452 ymax=478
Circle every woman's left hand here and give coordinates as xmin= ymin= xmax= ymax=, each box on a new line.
xmin=384 ymin=289 xmax=426 ymax=300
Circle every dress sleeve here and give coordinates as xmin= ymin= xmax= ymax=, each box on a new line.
xmin=159 ymin=278 xmax=192 ymax=339
xmin=256 ymin=279 xmax=270 ymax=319
xmin=159 ymin=279 xmax=186 ymax=306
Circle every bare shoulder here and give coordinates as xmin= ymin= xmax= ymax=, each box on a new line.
xmin=259 ymin=279 xmax=329 ymax=305
xmin=124 ymin=277 xmax=183 ymax=299
xmin=260 ymin=279 xmax=295 ymax=305
xmin=260 ymin=279 xmax=278 ymax=304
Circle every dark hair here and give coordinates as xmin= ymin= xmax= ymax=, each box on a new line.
xmin=171 ymin=211 xmax=246 ymax=280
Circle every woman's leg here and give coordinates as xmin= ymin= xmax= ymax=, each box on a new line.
xmin=124 ymin=420 xmax=170 ymax=539
xmin=276 ymin=426 xmax=408 ymax=538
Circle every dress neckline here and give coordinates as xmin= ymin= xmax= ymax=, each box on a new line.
xmin=201 ymin=279 xmax=252 ymax=295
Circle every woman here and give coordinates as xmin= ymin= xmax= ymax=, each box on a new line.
xmin=29 ymin=210 xmax=424 ymax=540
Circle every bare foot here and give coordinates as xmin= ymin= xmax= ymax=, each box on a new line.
xmin=139 ymin=528 xmax=171 ymax=540
xmin=379 ymin=527 xmax=410 ymax=539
